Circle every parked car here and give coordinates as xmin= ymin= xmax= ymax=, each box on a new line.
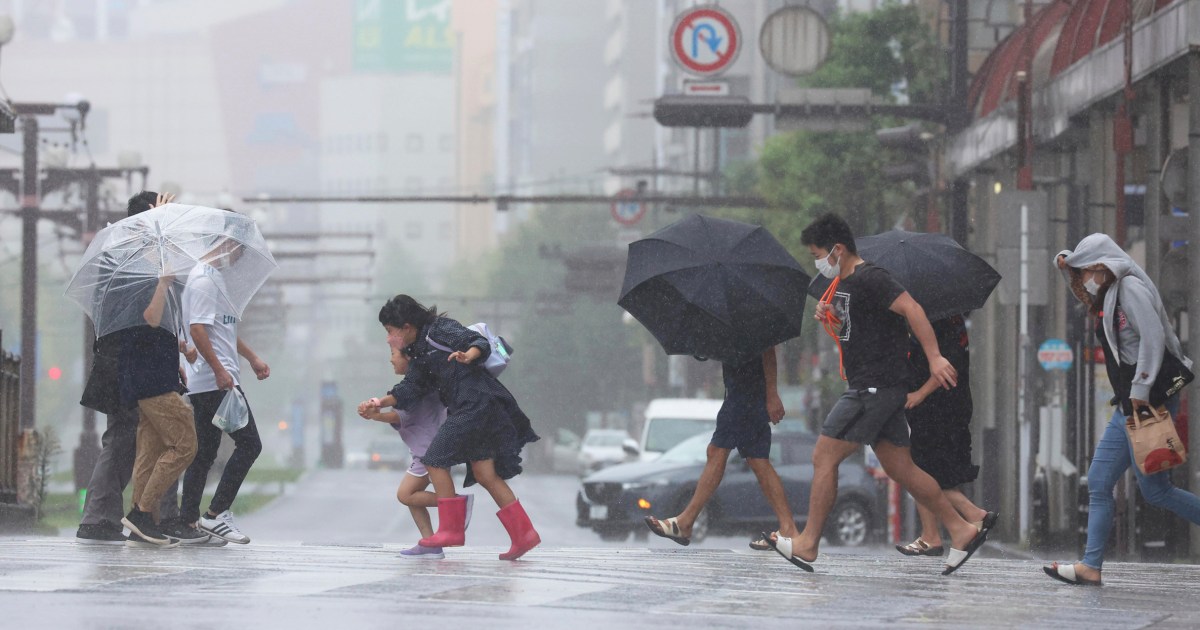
xmin=637 ymin=398 xmax=723 ymax=461
xmin=366 ymin=438 xmax=409 ymax=471
xmin=547 ymin=428 xmax=582 ymax=474
xmin=577 ymin=429 xmax=637 ymax=475
xmin=576 ymin=427 xmax=883 ymax=546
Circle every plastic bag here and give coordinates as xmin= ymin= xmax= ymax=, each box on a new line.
xmin=211 ymin=388 xmax=250 ymax=434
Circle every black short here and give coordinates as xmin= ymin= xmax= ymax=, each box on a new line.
xmin=820 ymin=387 xmax=910 ymax=447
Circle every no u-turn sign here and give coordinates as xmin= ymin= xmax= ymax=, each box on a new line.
xmin=670 ymin=5 xmax=741 ymax=77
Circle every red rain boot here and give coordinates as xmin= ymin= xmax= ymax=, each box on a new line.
xmin=496 ymin=499 xmax=541 ymax=561
xmin=420 ymin=496 xmax=467 ymax=548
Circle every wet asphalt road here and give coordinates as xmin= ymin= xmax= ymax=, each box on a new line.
xmin=3 ymin=470 xmax=1199 ymax=628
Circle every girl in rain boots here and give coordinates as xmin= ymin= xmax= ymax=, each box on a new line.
xmin=360 ymin=345 xmax=482 ymax=560
xmin=359 ymin=295 xmax=541 ymax=560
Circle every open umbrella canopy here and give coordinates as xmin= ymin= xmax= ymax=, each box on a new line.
xmin=618 ymin=215 xmax=810 ymax=365
xmin=807 ymin=229 xmax=1001 ymax=322
xmin=65 ymin=203 xmax=277 ymax=338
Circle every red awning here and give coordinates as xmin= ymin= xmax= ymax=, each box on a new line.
xmin=969 ymin=0 xmax=1180 ymax=119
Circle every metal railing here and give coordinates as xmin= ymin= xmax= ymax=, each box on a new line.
xmin=0 ymin=331 xmax=19 ymax=503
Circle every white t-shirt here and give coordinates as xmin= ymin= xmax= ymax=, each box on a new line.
xmin=183 ymin=263 xmax=240 ymax=394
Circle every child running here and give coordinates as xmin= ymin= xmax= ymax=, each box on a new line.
xmin=358 ymin=295 xmax=541 ymax=560
xmin=359 ymin=345 xmax=475 ymax=559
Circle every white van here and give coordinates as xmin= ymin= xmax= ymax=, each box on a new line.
xmin=637 ymin=398 xmax=723 ymax=461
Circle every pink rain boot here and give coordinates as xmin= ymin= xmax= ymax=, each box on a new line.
xmin=496 ymin=499 xmax=541 ymax=561
xmin=419 ymin=496 xmax=467 ymax=548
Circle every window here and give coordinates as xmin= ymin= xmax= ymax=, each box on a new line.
xmin=405 ymin=133 xmax=423 ymax=152
xmin=405 ymin=177 xmax=423 ymax=192
xmin=439 ymin=222 xmax=453 ymax=239
xmin=405 ymin=222 xmax=423 ymax=239
xmin=439 ymin=134 xmax=454 ymax=152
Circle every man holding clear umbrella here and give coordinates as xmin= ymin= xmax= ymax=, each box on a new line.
xmin=117 ymin=228 xmax=199 ymax=547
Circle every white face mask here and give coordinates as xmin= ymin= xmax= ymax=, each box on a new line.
xmin=815 ymin=248 xmax=840 ymax=279
xmin=1083 ymin=277 xmax=1101 ymax=295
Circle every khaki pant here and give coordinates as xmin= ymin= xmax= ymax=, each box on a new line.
xmin=130 ymin=392 xmax=197 ymax=520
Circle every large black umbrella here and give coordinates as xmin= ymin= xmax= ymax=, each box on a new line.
xmin=807 ymin=229 xmax=1001 ymax=321
xmin=618 ymin=215 xmax=810 ymax=365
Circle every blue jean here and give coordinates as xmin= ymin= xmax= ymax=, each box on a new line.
xmin=1082 ymin=399 xmax=1200 ymax=569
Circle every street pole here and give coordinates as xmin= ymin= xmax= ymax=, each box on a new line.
xmin=1018 ymin=202 xmax=1031 ymax=541
xmin=74 ymin=169 xmax=101 ymax=493
xmin=1144 ymin=78 xmax=1164 ymax=285
xmin=1186 ymin=51 xmax=1200 ymax=559
xmin=18 ymin=115 xmax=38 ymax=431
xmin=947 ymin=0 xmax=970 ymax=245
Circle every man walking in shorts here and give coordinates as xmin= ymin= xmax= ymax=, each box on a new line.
xmin=644 ymin=345 xmax=803 ymax=568
xmin=794 ymin=213 xmax=988 ymax=575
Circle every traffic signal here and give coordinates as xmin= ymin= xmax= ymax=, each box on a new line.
xmin=875 ymin=124 xmax=932 ymax=186
xmin=653 ymin=96 xmax=754 ymax=128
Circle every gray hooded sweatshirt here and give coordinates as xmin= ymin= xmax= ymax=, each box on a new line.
xmin=1055 ymin=233 xmax=1192 ymax=401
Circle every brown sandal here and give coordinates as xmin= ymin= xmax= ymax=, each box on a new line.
xmin=749 ymin=534 xmax=771 ymax=551
xmin=895 ymin=537 xmax=944 ymax=557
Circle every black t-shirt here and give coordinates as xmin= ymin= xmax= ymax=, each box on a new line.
xmin=118 ymin=325 xmax=182 ymax=408
xmin=830 ymin=262 xmax=910 ymax=389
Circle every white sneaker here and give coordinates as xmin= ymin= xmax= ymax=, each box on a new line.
xmin=460 ymin=493 xmax=475 ymax=530
xmin=199 ymin=510 xmax=250 ymax=544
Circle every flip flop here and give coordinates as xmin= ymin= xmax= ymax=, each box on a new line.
xmin=942 ymin=526 xmax=988 ymax=576
xmin=1042 ymin=562 xmax=1102 ymax=586
xmin=748 ymin=534 xmax=771 ymax=551
xmin=762 ymin=531 xmax=814 ymax=572
xmin=644 ymin=516 xmax=690 ymax=546
xmin=895 ymin=537 xmax=944 ymax=557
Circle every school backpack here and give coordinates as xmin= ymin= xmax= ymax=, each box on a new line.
xmin=426 ymin=322 xmax=513 ymax=377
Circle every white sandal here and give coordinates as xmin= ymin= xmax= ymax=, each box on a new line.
xmin=762 ymin=531 xmax=814 ymax=572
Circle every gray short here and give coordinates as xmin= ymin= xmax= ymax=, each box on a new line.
xmin=821 ymin=386 xmax=911 ymax=447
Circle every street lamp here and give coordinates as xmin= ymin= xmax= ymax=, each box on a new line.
xmin=0 ymin=15 xmax=15 ymax=47
xmin=0 ymin=16 xmax=15 ymax=133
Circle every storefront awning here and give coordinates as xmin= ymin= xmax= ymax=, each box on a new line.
xmin=950 ymin=0 xmax=1198 ymax=177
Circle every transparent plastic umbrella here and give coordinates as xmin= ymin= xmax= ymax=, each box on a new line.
xmin=65 ymin=203 xmax=277 ymax=338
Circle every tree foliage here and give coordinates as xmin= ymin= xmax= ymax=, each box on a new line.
xmin=727 ymin=1 xmax=945 ymax=237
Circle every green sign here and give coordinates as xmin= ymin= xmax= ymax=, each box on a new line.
xmin=354 ymin=0 xmax=453 ymax=74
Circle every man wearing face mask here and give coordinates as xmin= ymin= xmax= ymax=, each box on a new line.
xmin=173 ymin=213 xmax=270 ymax=544
xmin=1042 ymin=234 xmax=1200 ymax=586
xmin=792 ymin=213 xmax=989 ymax=576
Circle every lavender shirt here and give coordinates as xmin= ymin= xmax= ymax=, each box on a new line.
xmin=390 ymin=392 xmax=446 ymax=458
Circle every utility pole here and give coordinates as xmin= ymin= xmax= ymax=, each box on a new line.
xmin=5 ymin=98 xmax=146 ymax=490
xmin=18 ymin=114 xmax=38 ymax=432
xmin=75 ymin=169 xmax=102 ymax=493
xmin=947 ymin=0 xmax=970 ymax=246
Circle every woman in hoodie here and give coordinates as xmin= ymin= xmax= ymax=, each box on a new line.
xmin=1044 ymin=234 xmax=1200 ymax=586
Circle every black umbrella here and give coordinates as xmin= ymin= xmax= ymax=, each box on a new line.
xmin=807 ymin=229 xmax=1001 ymax=322
xmin=618 ymin=215 xmax=811 ymax=365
